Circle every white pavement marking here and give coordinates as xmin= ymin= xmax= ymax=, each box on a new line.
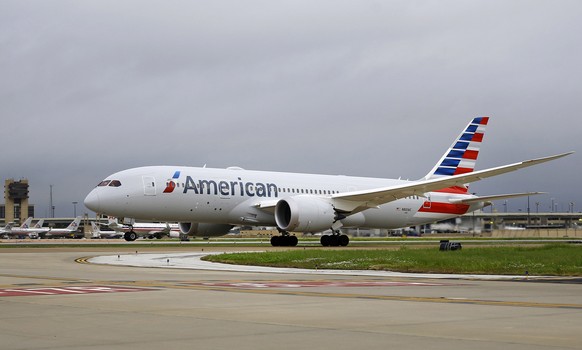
xmin=88 ymin=252 xmax=535 ymax=280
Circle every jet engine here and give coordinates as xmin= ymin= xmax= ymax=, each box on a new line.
xmin=178 ymin=222 xmax=233 ymax=237
xmin=274 ymin=195 xmax=336 ymax=232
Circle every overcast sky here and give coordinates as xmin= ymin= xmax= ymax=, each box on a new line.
xmin=1 ymin=0 xmax=580 ymax=218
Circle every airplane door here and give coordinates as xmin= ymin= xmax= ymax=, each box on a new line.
xmin=423 ymin=195 xmax=432 ymax=209
xmin=143 ymin=176 xmax=156 ymax=196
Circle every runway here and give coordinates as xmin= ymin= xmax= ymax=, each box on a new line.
xmin=1 ymin=247 xmax=581 ymax=349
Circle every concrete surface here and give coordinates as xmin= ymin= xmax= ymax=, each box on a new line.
xmin=0 ymin=248 xmax=581 ymax=349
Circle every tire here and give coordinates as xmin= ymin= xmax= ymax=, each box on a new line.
xmin=339 ymin=235 xmax=350 ymax=246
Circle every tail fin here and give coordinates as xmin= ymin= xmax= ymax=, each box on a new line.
xmin=20 ymin=217 xmax=33 ymax=229
xmin=33 ymin=219 xmax=44 ymax=229
xmin=66 ymin=217 xmax=81 ymax=231
xmin=90 ymin=222 xmax=100 ymax=232
xmin=423 ymin=117 xmax=489 ymax=188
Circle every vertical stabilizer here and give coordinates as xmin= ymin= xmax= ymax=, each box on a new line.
xmin=66 ymin=217 xmax=81 ymax=231
xmin=423 ymin=117 xmax=489 ymax=189
xmin=20 ymin=217 xmax=33 ymax=229
xmin=33 ymin=219 xmax=44 ymax=229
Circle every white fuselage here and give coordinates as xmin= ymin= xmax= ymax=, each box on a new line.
xmin=85 ymin=166 xmax=482 ymax=231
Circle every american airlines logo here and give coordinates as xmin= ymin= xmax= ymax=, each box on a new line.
xmin=163 ymin=171 xmax=181 ymax=193
xmin=164 ymin=171 xmax=279 ymax=198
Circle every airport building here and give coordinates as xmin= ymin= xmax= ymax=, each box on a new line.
xmin=2 ymin=179 xmax=34 ymax=224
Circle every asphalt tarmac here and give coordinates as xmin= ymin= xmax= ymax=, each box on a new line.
xmin=1 ymin=247 xmax=581 ymax=350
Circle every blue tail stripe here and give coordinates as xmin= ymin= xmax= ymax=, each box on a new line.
xmin=459 ymin=133 xmax=475 ymax=141
xmin=465 ymin=125 xmax=478 ymax=133
xmin=435 ymin=167 xmax=456 ymax=176
xmin=447 ymin=150 xmax=465 ymax=158
xmin=440 ymin=158 xmax=461 ymax=167
xmin=453 ymin=141 xmax=470 ymax=150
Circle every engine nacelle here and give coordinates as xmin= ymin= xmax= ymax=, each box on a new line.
xmin=178 ymin=222 xmax=233 ymax=237
xmin=275 ymin=195 xmax=336 ymax=233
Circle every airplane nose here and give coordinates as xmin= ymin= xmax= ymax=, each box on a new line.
xmin=84 ymin=190 xmax=101 ymax=212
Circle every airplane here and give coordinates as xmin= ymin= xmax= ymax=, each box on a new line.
xmin=89 ymin=221 xmax=124 ymax=239
xmin=42 ymin=217 xmax=82 ymax=238
xmin=84 ymin=117 xmax=573 ymax=246
xmin=1 ymin=217 xmax=44 ymax=239
xmin=105 ymin=217 xmax=182 ymax=240
xmin=0 ymin=222 xmax=14 ymax=237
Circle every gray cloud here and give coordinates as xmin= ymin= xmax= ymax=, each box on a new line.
xmin=1 ymin=0 xmax=580 ymax=217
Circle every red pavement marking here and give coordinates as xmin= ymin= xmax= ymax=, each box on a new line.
xmin=0 ymin=285 xmax=155 ymax=297
xmin=191 ymin=281 xmax=450 ymax=288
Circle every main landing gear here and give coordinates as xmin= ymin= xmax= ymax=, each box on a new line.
xmin=270 ymin=228 xmax=298 ymax=247
xmin=270 ymin=234 xmax=298 ymax=247
xmin=124 ymin=231 xmax=138 ymax=241
xmin=270 ymin=230 xmax=350 ymax=247
xmin=320 ymin=232 xmax=350 ymax=247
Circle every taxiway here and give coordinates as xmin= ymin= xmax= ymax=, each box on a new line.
xmin=0 ymin=247 xmax=581 ymax=349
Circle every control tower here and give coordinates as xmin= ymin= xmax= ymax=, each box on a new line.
xmin=3 ymin=179 xmax=30 ymax=224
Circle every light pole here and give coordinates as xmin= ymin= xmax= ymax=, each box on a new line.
xmin=72 ymin=201 xmax=78 ymax=217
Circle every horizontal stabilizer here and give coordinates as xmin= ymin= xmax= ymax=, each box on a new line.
xmin=450 ymin=192 xmax=545 ymax=204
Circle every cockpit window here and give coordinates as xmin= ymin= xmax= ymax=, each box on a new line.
xmin=97 ymin=180 xmax=122 ymax=187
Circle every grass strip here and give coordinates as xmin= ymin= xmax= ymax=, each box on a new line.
xmin=204 ymin=244 xmax=582 ymax=276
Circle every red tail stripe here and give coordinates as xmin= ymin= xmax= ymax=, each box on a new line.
xmin=471 ymin=132 xmax=484 ymax=142
xmin=434 ymin=186 xmax=469 ymax=194
xmin=418 ymin=202 xmax=470 ymax=215
xmin=463 ymin=150 xmax=479 ymax=160
xmin=453 ymin=167 xmax=473 ymax=175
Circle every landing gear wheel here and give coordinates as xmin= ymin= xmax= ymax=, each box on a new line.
xmin=339 ymin=234 xmax=350 ymax=246
xmin=270 ymin=235 xmax=281 ymax=246
xmin=124 ymin=231 xmax=138 ymax=241
xmin=320 ymin=234 xmax=349 ymax=247
xmin=270 ymin=235 xmax=298 ymax=247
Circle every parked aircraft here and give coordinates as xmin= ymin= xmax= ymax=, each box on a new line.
xmin=1 ymin=217 xmax=44 ymax=239
xmin=89 ymin=221 xmax=124 ymax=239
xmin=0 ymin=223 xmax=14 ymax=237
xmin=42 ymin=217 xmax=82 ymax=238
xmin=105 ymin=217 xmax=184 ymax=241
xmin=84 ymin=117 xmax=572 ymax=246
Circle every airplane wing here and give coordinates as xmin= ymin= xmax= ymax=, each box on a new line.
xmin=330 ymin=152 xmax=572 ymax=212
xmin=253 ymin=152 xmax=572 ymax=215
